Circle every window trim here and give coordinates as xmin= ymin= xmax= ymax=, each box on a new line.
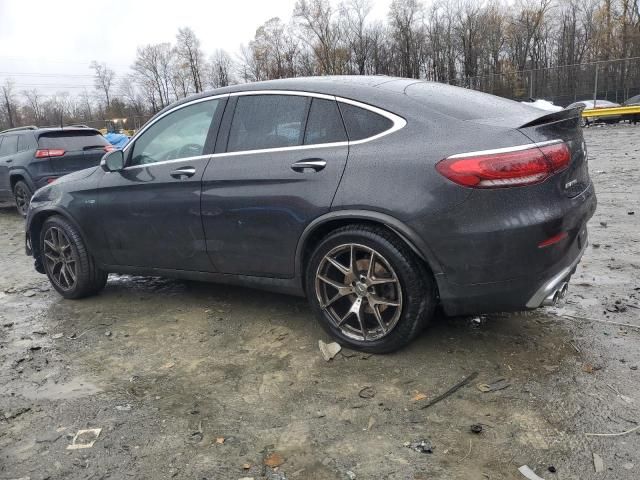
xmin=120 ymin=90 xmax=406 ymax=169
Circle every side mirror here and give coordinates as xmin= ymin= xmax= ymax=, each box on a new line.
xmin=101 ymin=149 xmax=125 ymax=172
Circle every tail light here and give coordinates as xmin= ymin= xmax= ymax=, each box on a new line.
xmin=104 ymin=145 xmax=115 ymax=152
xmin=436 ymin=141 xmax=570 ymax=188
xmin=35 ymin=149 xmax=65 ymax=158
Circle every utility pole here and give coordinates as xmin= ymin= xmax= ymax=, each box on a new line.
xmin=593 ymin=65 xmax=599 ymax=107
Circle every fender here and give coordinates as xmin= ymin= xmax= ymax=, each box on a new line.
xmin=27 ymin=205 xmax=91 ymax=260
xmin=294 ymin=209 xmax=444 ymax=280
xmin=9 ymin=168 xmax=36 ymax=191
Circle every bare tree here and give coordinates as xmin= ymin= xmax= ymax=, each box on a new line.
xmin=90 ymin=61 xmax=116 ymax=110
xmin=209 ymin=49 xmax=234 ymax=88
xmin=22 ymin=89 xmax=45 ymax=125
xmin=1 ymin=80 xmax=18 ymax=129
xmin=175 ymin=27 xmax=205 ymax=92
xmin=341 ymin=0 xmax=374 ymax=74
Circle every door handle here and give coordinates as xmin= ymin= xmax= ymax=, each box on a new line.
xmin=170 ymin=167 xmax=196 ymax=179
xmin=291 ymin=158 xmax=327 ymax=173
xmin=6 ymin=159 xmax=12 ymax=163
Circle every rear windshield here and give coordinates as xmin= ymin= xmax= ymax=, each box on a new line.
xmin=405 ymin=82 xmax=536 ymax=121
xmin=38 ymin=131 xmax=109 ymax=150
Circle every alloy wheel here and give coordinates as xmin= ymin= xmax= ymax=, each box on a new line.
xmin=315 ymin=243 xmax=403 ymax=341
xmin=14 ymin=184 xmax=29 ymax=216
xmin=43 ymin=227 xmax=77 ymax=291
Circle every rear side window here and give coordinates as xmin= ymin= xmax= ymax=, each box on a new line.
xmin=304 ymin=98 xmax=347 ymax=145
xmin=38 ymin=131 xmax=109 ymax=150
xmin=338 ymin=103 xmax=393 ymax=141
xmin=0 ymin=135 xmax=18 ymax=156
xmin=227 ymin=95 xmax=308 ymax=152
xmin=18 ymin=134 xmax=34 ymax=152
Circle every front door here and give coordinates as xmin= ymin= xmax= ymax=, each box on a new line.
xmin=0 ymin=135 xmax=18 ymax=199
xmin=201 ymin=94 xmax=349 ymax=277
xmin=98 ymin=97 xmax=226 ymax=271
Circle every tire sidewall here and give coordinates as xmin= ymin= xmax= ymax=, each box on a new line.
xmin=40 ymin=217 xmax=90 ymax=299
xmin=306 ymin=227 xmax=434 ymax=353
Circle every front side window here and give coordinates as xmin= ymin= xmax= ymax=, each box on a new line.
xmin=227 ymin=95 xmax=308 ymax=153
xmin=304 ymin=98 xmax=347 ymax=145
xmin=130 ymin=99 xmax=218 ymax=166
xmin=338 ymin=103 xmax=393 ymax=141
xmin=0 ymin=135 xmax=18 ymax=156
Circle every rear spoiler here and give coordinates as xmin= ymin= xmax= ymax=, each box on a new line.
xmin=519 ymin=106 xmax=583 ymax=128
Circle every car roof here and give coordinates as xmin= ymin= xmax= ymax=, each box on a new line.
xmin=0 ymin=126 xmax=102 ymax=138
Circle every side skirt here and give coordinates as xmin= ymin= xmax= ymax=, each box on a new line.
xmin=100 ymin=264 xmax=305 ymax=297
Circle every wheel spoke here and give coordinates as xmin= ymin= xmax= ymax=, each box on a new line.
xmin=44 ymin=252 xmax=59 ymax=263
xmin=369 ymin=294 xmax=400 ymax=308
xmin=322 ymin=290 xmax=350 ymax=309
xmin=326 ymin=256 xmax=350 ymax=275
xmin=366 ymin=250 xmax=376 ymax=279
xmin=318 ymin=275 xmax=351 ymax=294
xmin=65 ymin=265 xmax=76 ymax=282
xmin=44 ymin=239 xmax=56 ymax=250
xmin=371 ymin=304 xmax=387 ymax=333
xmin=368 ymin=276 xmax=397 ymax=286
xmin=349 ymin=244 xmax=359 ymax=278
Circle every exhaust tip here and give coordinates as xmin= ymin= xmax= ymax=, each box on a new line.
xmin=559 ymin=282 xmax=569 ymax=299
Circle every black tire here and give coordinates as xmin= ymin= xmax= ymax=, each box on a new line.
xmin=40 ymin=215 xmax=108 ymax=299
xmin=13 ymin=180 xmax=32 ymax=217
xmin=305 ymin=224 xmax=436 ymax=353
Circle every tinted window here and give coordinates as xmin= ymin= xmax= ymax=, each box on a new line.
xmin=0 ymin=135 xmax=18 ymax=156
xmin=38 ymin=131 xmax=109 ymax=150
xmin=338 ymin=103 xmax=393 ymax=141
xmin=227 ymin=95 xmax=308 ymax=152
xmin=131 ymin=99 xmax=218 ymax=166
xmin=304 ymin=98 xmax=347 ymax=145
xmin=18 ymin=134 xmax=34 ymax=152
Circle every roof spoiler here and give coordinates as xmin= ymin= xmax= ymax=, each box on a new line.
xmin=519 ymin=106 xmax=583 ymax=128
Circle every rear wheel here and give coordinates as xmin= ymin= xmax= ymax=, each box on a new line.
xmin=306 ymin=224 xmax=436 ymax=353
xmin=40 ymin=215 xmax=108 ymax=299
xmin=13 ymin=180 xmax=32 ymax=217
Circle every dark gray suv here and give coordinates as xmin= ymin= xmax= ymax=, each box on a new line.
xmin=0 ymin=126 xmax=113 ymax=215
xmin=24 ymin=77 xmax=596 ymax=352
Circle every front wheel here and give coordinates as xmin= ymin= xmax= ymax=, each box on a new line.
xmin=40 ymin=215 xmax=108 ymax=299
xmin=306 ymin=225 xmax=436 ymax=353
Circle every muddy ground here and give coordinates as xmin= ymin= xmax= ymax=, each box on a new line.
xmin=1 ymin=125 xmax=639 ymax=480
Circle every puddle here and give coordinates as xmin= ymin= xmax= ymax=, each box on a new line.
xmin=17 ymin=377 xmax=101 ymax=401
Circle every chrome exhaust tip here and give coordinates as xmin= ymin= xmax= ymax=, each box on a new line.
xmin=542 ymin=290 xmax=559 ymax=307
xmin=559 ymin=282 xmax=569 ymax=299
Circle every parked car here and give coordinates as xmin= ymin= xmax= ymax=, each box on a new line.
xmin=622 ymin=94 xmax=640 ymax=124
xmin=566 ymin=99 xmax=621 ymax=125
xmin=0 ymin=126 xmax=113 ymax=215
xmin=24 ymin=77 xmax=596 ymax=352
xmin=520 ymin=99 xmax=563 ymax=112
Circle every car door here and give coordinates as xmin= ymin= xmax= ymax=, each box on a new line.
xmin=201 ymin=93 xmax=349 ymax=277
xmin=0 ymin=135 xmax=18 ymax=198
xmin=97 ymin=96 xmax=226 ymax=271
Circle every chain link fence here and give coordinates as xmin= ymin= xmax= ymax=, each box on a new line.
xmin=465 ymin=57 xmax=640 ymax=107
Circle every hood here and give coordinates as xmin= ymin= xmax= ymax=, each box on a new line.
xmin=52 ymin=166 xmax=99 ymax=185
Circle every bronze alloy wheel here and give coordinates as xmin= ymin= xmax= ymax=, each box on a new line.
xmin=42 ymin=226 xmax=77 ymax=292
xmin=315 ymin=243 xmax=403 ymax=342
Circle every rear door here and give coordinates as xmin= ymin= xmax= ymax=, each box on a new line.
xmin=0 ymin=135 xmax=18 ymax=198
xmin=37 ymin=130 xmax=111 ymax=175
xmin=201 ymin=93 xmax=349 ymax=277
xmin=98 ymin=97 xmax=225 ymax=271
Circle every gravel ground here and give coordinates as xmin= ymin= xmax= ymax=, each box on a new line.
xmin=0 ymin=125 xmax=639 ymax=480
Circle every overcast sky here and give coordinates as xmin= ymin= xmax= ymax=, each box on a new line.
xmin=0 ymin=0 xmax=392 ymax=96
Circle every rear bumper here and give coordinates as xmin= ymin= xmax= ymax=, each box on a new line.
xmin=432 ymin=181 xmax=596 ymax=316
xmin=436 ymin=227 xmax=587 ymax=315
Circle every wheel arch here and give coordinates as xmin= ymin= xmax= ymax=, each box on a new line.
xmin=296 ymin=210 xmax=442 ymax=293
xmin=9 ymin=170 xmax=35 ymax=191
xmin=28 ymin=207 xmax=89 ymax=264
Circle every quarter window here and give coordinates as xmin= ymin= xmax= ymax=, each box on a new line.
xmin=130 ymin=99 xmax=219 ymax=166
xmin=304 ymin=98 xmax=347 ymax=145
xmin=338 ymin=102 xmax=393 ymax=141
xmin=227 ymin=95 xmax=308 ymax=152
xmin=17 ymin=134 xmax=33 ymax=152
xmin=0 ymin=135 xmax=18 ymax=156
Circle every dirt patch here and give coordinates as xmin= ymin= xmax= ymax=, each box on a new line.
xmin=1 ymin=125 xmax=639 ymax=479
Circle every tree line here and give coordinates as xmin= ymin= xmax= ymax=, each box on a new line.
xmin=2 ymin=0 xmax=639 ymax=131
